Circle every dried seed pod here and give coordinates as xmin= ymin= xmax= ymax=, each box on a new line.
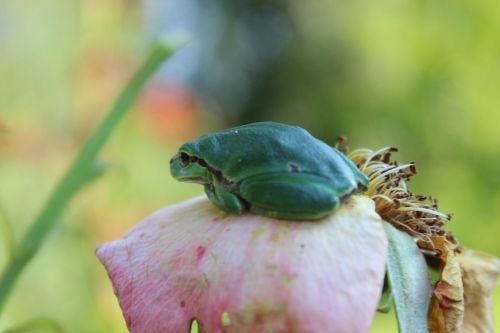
xmin=348 ymin=147 xmax=460 ymax=255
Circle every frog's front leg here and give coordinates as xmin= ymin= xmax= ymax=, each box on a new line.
xmin=204 ymin=177 xmax=245 ymax=215
xmin=238 ymin=173 xmax=340 ymax=220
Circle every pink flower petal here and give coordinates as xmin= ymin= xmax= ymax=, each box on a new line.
xmin=97 ymin=196 xmax=387 ymax=333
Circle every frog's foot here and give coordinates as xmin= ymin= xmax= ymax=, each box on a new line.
xmin=239 ymin=173 xmax=340 ymax=220
xmin=204 ymin=183 xmax=245 ymax=215
xmin=334 ymin=147 xmax=369 ymax=191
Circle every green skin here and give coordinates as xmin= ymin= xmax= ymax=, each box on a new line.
xmin=170 ymin=122 xmax=368 ymax=220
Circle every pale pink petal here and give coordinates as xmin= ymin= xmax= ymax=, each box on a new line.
xmin=97 ymin=196 xmax=387 ymax=333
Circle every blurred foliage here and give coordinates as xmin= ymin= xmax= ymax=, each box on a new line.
xmin=1 ymin=317 xmax=63 ymax=333
xmin=0 ymin=29 xmax=173 ymax=316
xmin=0 ymin=0 xmax=499 ymax=332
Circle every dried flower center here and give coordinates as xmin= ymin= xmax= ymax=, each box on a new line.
xmin=340 ymin=144 xmax=460 ymax=256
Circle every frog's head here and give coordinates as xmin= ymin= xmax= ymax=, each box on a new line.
xmin=170 ymin=151 xmax=208 ymax=184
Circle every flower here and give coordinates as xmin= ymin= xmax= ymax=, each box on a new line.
xmin=97 ymin=195 xmax=388 ymax=333
xmin=346 ymin=147 xmax=500 ymax=332
xmin=97 ymin=144 xmax=499 ymax=332
xmin=347 ymin=147 xmax=458 ymax=252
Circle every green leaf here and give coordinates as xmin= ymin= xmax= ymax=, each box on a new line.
xmin=377 ymin=276 xmax=393 ymax=313
xmin=383 ymin=222 xmax=432 ymax=333
xmin=0 ymin=203 xmax=15 ymax=262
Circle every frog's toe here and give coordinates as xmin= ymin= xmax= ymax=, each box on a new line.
xmin=204 ymin=185 xmax=245 ymax=215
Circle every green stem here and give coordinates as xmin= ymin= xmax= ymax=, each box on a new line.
xmin=0 ymin=203 xmax=15 ymax=262
xmin=0 ymin=39 xmax=175 ymax=314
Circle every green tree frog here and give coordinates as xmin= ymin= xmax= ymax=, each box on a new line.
xmin=170 ymin=122 xmax=368 ymax=220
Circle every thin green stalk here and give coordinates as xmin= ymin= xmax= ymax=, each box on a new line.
xmin=0 ymin=38 xmax=175 ymax=314
xmin=0 ymin=204 xmax=15 ymax=262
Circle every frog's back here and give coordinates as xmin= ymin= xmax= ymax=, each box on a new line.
xmin=181 ymin=122 xmax=362 ymax=192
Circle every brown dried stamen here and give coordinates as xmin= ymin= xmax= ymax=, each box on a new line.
xmin=345 ymin=146 xmax=460 ymax=255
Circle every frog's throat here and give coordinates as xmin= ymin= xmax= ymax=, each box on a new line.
xmin=179 ymin=176 xmax=209 ymax=185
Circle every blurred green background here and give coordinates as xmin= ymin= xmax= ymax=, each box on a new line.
xmin=0 ymin=0 xmax=499 ymax=332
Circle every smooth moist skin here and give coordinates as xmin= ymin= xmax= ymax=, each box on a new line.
xmin=170 ymin=121 xmax=368 ymax=220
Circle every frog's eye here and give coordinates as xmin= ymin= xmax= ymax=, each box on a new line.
xmin=180 ymin=152 xmax=190 ymax=167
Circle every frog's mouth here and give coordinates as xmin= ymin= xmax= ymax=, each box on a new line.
xmin=177 ymin=176 xmax=208 ymax=184
xmin=170 ymin=153 xmax=209 ymax=184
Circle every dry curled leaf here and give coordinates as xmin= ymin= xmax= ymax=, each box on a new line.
xmin=459 ymin=250 xmax=500 ymax=333
xmin=427 ymin=236 xmax=464 ymax=333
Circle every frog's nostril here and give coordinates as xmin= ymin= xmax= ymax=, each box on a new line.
xmin=169 ymin=159 xmax=174 ymax=165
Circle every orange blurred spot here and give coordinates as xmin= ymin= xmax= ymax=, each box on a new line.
xmin=76 ymin=49 xmax=132 ymax=117
xmin=139 ymin=80 xmax=200 ymax=143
